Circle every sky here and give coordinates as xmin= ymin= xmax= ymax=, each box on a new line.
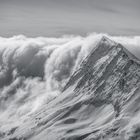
xmin=0 ymin=0 xmax=140 ymax=37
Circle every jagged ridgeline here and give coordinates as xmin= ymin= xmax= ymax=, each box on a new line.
xmin=1 ymin=37 xmax=140 ymax=140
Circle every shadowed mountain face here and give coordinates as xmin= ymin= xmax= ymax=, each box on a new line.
xmin=1 ymin=37 xmax=140 ymax=140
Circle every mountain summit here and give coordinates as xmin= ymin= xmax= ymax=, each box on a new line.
xmin=2 ymin=37 xmax=140 ymax=140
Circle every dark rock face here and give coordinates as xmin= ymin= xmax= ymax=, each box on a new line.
xmin=2 ymin=37 xmax=140 ymax=140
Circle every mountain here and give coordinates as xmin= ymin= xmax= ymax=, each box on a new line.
xmin=1 ymin=36 xmax=140 ymax=140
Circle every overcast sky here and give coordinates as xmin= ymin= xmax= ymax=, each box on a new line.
xmin=0 ymin=0 xmax=140 ymax=37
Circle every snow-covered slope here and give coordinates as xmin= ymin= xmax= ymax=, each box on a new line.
xmin=1 ymin=36 xmax=140 ymax=140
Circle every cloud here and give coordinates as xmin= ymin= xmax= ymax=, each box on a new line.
xmin=0 ymin=33 xmax=140 ymax=120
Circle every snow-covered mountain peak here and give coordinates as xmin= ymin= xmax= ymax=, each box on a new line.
xmin=44 ymin=37 xmax=140 ymax=140
xmin=1 ymin=37 xmax=140 ymax=140
xmin=64 ymin=36 xmax=130 ymax=91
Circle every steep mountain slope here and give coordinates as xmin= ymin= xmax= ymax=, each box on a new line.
xmin=1 ymin=36 xmax=140 ymax=140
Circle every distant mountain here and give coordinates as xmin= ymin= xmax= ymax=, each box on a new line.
xmin=2 ymin=36 xmax=140 ymax=140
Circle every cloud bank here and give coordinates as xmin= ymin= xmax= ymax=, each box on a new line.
xmin=0 ymin=33 xmax=140 ymax=120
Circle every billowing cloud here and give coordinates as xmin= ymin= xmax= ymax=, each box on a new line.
xmin=0 ymin=33 xmax=140 ymax=121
